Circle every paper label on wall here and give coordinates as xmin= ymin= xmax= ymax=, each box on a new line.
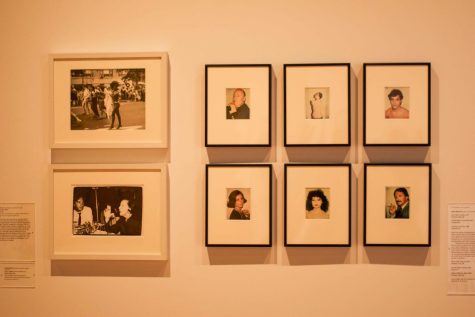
xmin=0 ymin=203 xmax=35 ymax=288
xmin=448 ymin=203 xmax=475 ymax=295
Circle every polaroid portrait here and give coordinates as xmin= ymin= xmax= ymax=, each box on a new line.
xmin=384 ymin=87 xmax=410 ymax=119
xmin=385 ymin=187 xmax=410 ymax=219
xmin=206 ymin=164 xmax=272 ymax=246
xmin=226 ymin=188 xmax=251 ymax=220
xmin=284 ymin=64 xmax=350 ymax=146
xmin=52 ymin=164 xmax=168 ymax=260
xmin=285 ymin=164 xmax=350 ymax=246
xmin=226 ymin=88 xmax=250 ymax=120
xmin=364 ymin=63 xmax=430 ymax=145
xmin=364 ymin=164 xmax=431 ymax=246
xmin=70 ymin=68 xmax=146 ymax=130
xmin=51 ymin=53 xmax=168 ymax=148
xmin=72 ymin=186 xmax=143 ymax=235
xmin=305 ymin=188 xmax=330 ymax=219
xmin=206 ymin=64 xmax=271 ymax=146
xmin=305 ymin=87 xmax=330 ymax=119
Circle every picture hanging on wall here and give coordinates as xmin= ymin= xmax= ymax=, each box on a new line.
xmin=284 ymin=164 xmax=351 ymax=246
xmin=364 ymin=63 xmax=430 ymax=146
xmin=364 ymin=163 xmax=431 ymax=246
xmin=51 ymin=164 xmax=168 ymax=260
xmin=205 ymin=64 xmax=271 ymax=146
xmin=206 ymin=164 xmax=272 ymax=246
xmin=284 ymin=64 xmax=351 ymax=146
xmin=50 ymin=53 xmax=169 ymax=148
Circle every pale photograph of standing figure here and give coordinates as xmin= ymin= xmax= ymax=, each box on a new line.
xmin=305 ymin=87 xmax=329 ymax=119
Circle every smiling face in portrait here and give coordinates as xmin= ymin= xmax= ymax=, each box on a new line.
xmin=389 ymin=95 xmax=402 ymax=110
xmin=394 ymin=191 xmax=408 ymax=207
xmin=233 ymin=89 xmax=246 ymax=106
xmin=118 ymin=199 xmax=130 ymax=216
xmin=74 ymin=197 xmax=84 ymax=212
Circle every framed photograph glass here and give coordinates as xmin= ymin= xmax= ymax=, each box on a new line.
xmin=206 ymin=164 xmax=272 ymax=246
xmin=284 ymin=164 xmax=351 ymax=246
xmin=364 ymin=63 xmax=430 ymax=146
xmin=364 ymin=164 xmax=431 ymax=246
xmin=51 ymin=164 xmax=168 ymax=260
xmin=284 ymin=64 xmax=350 ymax=146
xmin=205 ymin=64 xmax=271 ymax=146
xmin=50 ymin=53 xmax=168 ymax=148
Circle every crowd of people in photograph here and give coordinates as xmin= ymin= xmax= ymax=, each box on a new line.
xmin=70 ymin=80 xmax=145 ymax=129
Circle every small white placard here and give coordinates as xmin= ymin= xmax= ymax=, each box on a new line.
xmin=448 ymin=203 xmax=475 ymax=295
xmin=0 ymin=203 xmax=35 ymax=288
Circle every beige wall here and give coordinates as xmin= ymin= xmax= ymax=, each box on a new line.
xmin=1 ymin=0 xmax=475 ymax=316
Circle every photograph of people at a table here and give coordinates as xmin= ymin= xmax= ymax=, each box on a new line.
xmin=72 ymin=186 xmax=143 ymax=235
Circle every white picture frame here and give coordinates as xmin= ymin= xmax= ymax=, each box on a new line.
xmin=51 ymin=164 xmax=168 ymax=260
xmin=50 ymin=52 xmax=169 ymax=148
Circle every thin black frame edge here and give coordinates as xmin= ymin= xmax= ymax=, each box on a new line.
xmin=363 ymin=163 xmax=432 ymax=247
xmin=204 ymin=64 xmax=272 ymax=147
xmin=205 ymin=164 xmax=273 ymax=247
xmin=363 ymin=62 xmax=431 ymax=147
xmin=283 ymin=63 xmax=351 ymax=147
xmin=284 ymin=163 xmax=352 ymax=247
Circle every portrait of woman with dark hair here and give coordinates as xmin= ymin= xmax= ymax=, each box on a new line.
xmin=305 ymin=189 xmax=330 ymax=219
xmin=104 ymin=198 xmax=142 ymax=235
xmin=227 ymin=189 xmax=250 ymax=220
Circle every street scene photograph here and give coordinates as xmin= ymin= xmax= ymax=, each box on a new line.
xmin=70 ymin=68 xmax=146 ymax=130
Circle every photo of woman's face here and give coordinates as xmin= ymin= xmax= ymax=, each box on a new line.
xmin=311 ymin=196 xmax=322 ymax=209
xmin=119 ymin=199 xmax=129 ymax=216
xmin=235 ymin=194 xmax=245 ymax=209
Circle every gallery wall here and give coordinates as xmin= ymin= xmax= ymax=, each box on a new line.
xmin=1 ymin=0 xmax=475 ymax=316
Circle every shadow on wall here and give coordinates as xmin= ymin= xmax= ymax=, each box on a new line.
xmin=51 ymin=260 xmax=170 ymax=277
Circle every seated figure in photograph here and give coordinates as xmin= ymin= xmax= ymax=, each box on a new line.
xmin=104 ymin=199 xmax=141 ymax=235
xmin=72 ymin=195 xmax=94 ymax=231
xmin=387 ymin=187 xmax=410 ymax=218
xmin=385 ymin=89 xmax=409 ymax=119
xmin=306 ymin=189 xmax=330 ymax=219
xmin=227 ymin=190 xmax=250 ymax=220
xmin=226 ymin=88 xmax=250 ymax=119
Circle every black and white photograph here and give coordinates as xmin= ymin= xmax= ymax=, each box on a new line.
xmin=305 ymin=87 xmax=330 ymax=119
xmin=385 ymin=186 xmax=410 ymax=219
xmin=226 ymin=188 xmax=251 ymax=220
xmin=70 ymin=68 xmax=146 ymax=130
xmin=305 ymin=188 xmax=330 ymax=219
xmin=72 ymin=186 xmax=143 ymax=236
xmin=51 ymin=53 xmax=169 ymax=148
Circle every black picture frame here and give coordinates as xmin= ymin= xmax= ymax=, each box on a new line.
xmin=284 ymin=63 xmax=351 ymax=147
xmin=284 ymin=163 xmax=351 ymax=247
xmin=364 ymin=163 xmax=432 ymax=246
xmin=205 ymin=64 xmax=272 ymax=147
xmin=363 ymin=63 xmax=431 ymax=146
xmin=205 ymin=164 xmax=272 ymax=247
